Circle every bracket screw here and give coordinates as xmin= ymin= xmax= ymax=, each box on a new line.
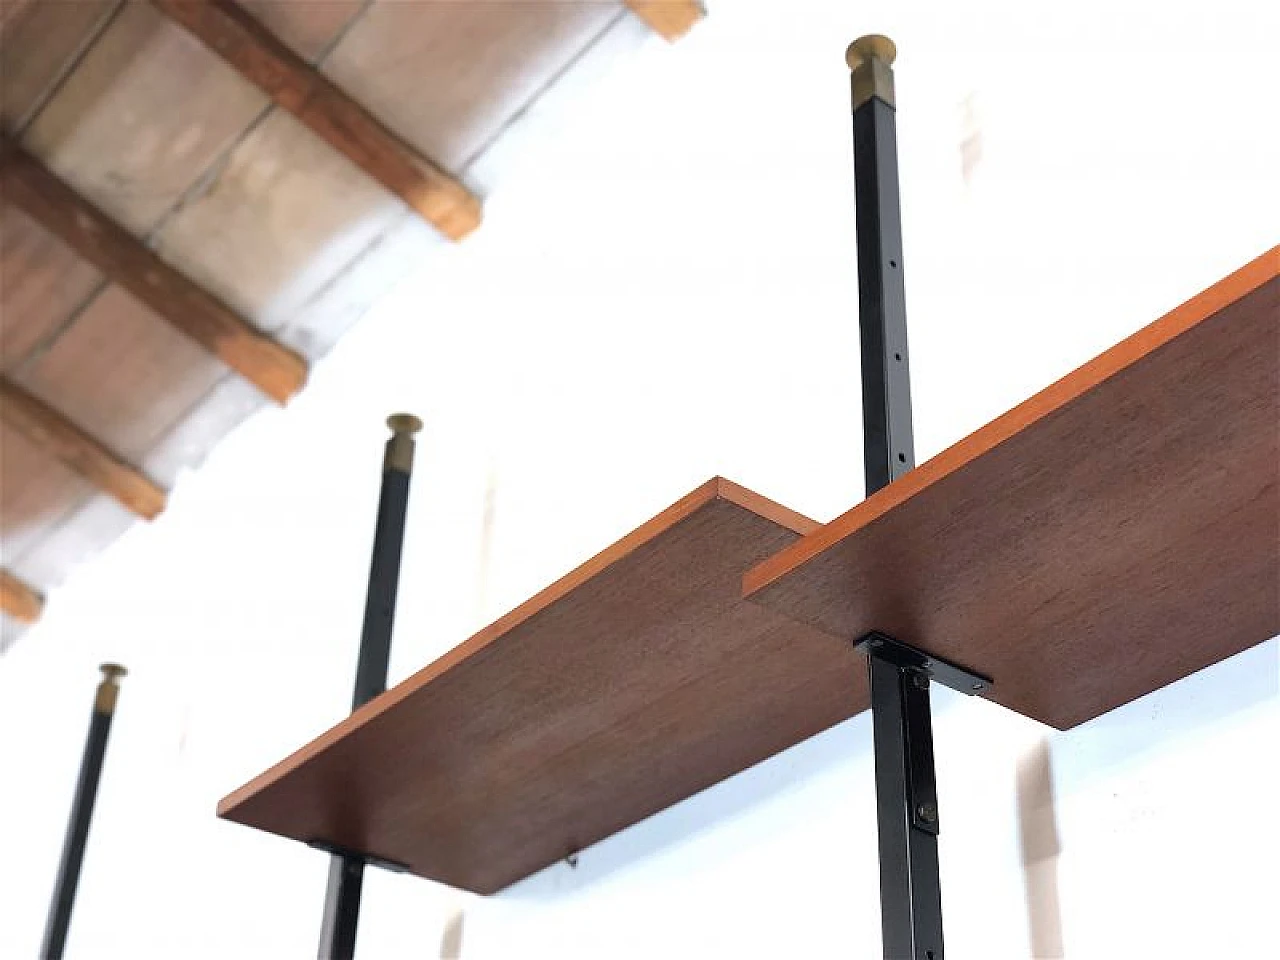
xmin=917 ymin=802 xmax=937 ymax=823
xmin=912 ymin=672 xmax=930 ymax=691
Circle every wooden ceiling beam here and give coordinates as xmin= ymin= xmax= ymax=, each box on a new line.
xmin=0 ymin=379 xmax=168 ymax=520
xmin=0 ymin=139 xmax=308 ymax=404
xmin=1 ymin=569 xmax=44 ymax=624
xmin=625 ymin=1 xmax=706 ymax=41
xmin=149 ymin=0 xmax=481 ymax=241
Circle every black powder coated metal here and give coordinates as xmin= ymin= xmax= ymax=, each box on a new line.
xmin=855 ymin=632 xmax=992 ymax=697
xmin=867 ymin=655 xmax=944 ymax=959
xmin=849 ymin=42 xmax=987 ymax=960
xmin=318 ymin=421 xmax=418 ymax=960
xmin=42 ymin=668 xmax=124 ymax=960
xmin=857 ymin=631 xmax=993 ymax=958
xmin=350 ymin=467 xmax=411 ymax=712
xmin=854 ymin=91 xmax=914 ymax=494
xmin=319 ymin=856 xmax=365 ymax=960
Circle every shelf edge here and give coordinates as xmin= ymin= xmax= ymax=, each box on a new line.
xmin=742 ymin=244 xmax=1280 ymax=601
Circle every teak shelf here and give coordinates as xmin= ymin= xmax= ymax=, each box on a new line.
xmin=221 ymin=248 xmax=1278 ymax=897
xmin=219 ymin=478 xmax=862 ymax=894
xmin=746 ymin=247 xmax=1279 ymax=730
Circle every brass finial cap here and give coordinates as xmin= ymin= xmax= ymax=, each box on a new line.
xmin=385 ymin=414 xmax=422 ymax=472
xmin=96 ymin=663 xmax=126 ymax=713
xmin=845 ymin=35 xmax=897 ymax=70
xmin=386 ymin=413 xmax=423 ymax=435
xmin=99 ymin=663 xmax=127 ymax=682
xmin=846 ymin=35 xmax=897 ymax=109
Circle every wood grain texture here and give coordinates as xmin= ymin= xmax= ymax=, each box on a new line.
xmin=0 ymin=140 xmax=307 ymax=403
xmin=219 ymin=478 xmax=864 ymax=894
xmin=0 ymin=568 xmax=42 ymax=623
xmin=746 ymin=247 xmax=1280 ymax=730
xmin=0 ymin=379 xmax=166 ymax=519
xmin=0 ymin=204 xmax=102 ymax=371
xmin=149 ymin=0 xmax=481 ymax=241
xmin=624 ymin=1 xmax=705 ymax=41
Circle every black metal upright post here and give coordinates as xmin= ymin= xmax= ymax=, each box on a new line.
xmin=848 ymin=35 xmax=954 ymax=960
xmin=850 ymin=35 xmax=914 ymax=494
xmin=318 ymin=414 xmax=421 ymax=960
xmin=42 ymin=663 xmax=127 ymax=960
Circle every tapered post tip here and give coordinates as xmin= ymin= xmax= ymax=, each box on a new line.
xmin=386 ymin=413 xmax=423 ymax=435
xmin=845 ymin=34 xmax=897 ymax=70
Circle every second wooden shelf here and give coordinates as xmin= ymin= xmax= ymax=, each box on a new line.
xmin=219 ymin=478 xmax=859 ymax=893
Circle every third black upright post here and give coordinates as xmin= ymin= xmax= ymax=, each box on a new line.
xmin=848 ymin=34 xmax=946 ymax=959
xmin=42 ymin=663 xmax=127 ymax=960
xmin=318 ymin=414 xmax=422 ymax=960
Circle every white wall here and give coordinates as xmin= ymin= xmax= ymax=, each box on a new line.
xmin=2 ymin=1 xmax=1277 ymax=956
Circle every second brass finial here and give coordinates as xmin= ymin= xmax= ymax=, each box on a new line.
xmin=386 ymin=413 xmax=423 ymax=435
xmin=845 ymin=34 xmax=897 ymax=70
xmin=846 ymin=35 xmax=897 ymax=110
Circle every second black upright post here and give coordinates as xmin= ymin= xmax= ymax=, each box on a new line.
xmin=318 ymin=414 xmax=422 ymax=960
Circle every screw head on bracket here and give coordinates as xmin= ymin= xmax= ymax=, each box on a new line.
xmin=917 ymin=802 xmax=937 ymax=823
xmin=912 ymin=672 xmax=930 ymax=691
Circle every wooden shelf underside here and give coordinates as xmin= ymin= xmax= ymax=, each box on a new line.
xmin=219 ymin=478 xmax=863 ymax=894
xmin=221 ymin=247 xmax=1278 ymax=895
xmin=747 ymin=246 xmax=1279 ymax=730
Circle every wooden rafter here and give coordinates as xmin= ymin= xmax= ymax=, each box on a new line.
xmin=149 ymin=0 xmax=482 ymax=242
xmin=0 ymin=379 xmax=168 ymax=520
xmin=0 ymin=139 xmax=308 ymax=405
xmin=624 ymin=1 xmax=706 ymax=41
xmin=1 ymin=569 xmax=43 ymax=624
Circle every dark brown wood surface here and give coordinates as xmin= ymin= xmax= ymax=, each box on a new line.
xmin=149 ymin=0 xmax=481 ymax=241
xmin=0 ymin=379 xmax=166 ymax=520
xmin=746 ymin=247 xmax=1280 ymax=730
xmin=219 ymin=478 xmax=863 ymax=893
xmin=0 ymin=139 xmax=308 ymax=404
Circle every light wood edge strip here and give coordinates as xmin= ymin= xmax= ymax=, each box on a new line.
xmin=0 ymin=138 xmax=308 ymax=404
xmin=714 ymin=477 xmax=819 ymax=536
xmin=149 ymin=0 xmax=481 ymax=242
xmin=0 ymin=378 xmax=167 ymax=519
xmin=743 ymin=245 xmax=1280 ymax=600
xmin=1 ymin=569 xmax=44 ymax=624
xmin=218 ymin=475 xmax=816 ymax=817
xmin=624 ymin=0 xmax=706 ymax=42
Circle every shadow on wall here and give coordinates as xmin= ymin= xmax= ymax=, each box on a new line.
xmin=1053 ymin=637 xmax=1278 ymax=791
xmin=497 ymin=637 xmax=1278 ymax=903
xmin=1018 ymin=738 xmax=1064 ymax=959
